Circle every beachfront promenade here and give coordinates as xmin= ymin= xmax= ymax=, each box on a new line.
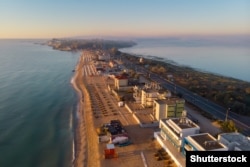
xmin=72 ymin=50 xmax=173 ymax=167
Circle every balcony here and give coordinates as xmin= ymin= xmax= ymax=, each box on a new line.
xmin=184 ymin=144 xmax=193 ymax=151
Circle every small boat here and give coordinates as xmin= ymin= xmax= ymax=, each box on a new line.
xmin=72 ymin=69 xmax=75 ymax=72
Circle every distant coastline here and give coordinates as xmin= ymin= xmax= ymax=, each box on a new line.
xmin=47 ymin=38 xmax=136 ymax=51
xmin=119 ymin=37 xmax=250 ymax=83
xmin=122 ymin=52 xmax=248 ymax=82
xmin=47 ymin=38 xmax=250 ymax=119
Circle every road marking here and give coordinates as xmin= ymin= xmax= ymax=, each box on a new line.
xmin=140 ymin=151 xmax=148 ymax=167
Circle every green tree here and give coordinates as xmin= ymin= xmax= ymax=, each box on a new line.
xmin=221 ymin=120 xmax=237 ymax=133
xmin=158 ymin=66 xmax=166 ymax=74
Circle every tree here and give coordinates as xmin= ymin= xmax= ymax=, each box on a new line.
xmin=158 ymin=66 xmax=166 ymax=74
xmin=245 ymin=87 xmax=250 ymax=94
xmin=221 ymin=120 xmax=237 ymax=133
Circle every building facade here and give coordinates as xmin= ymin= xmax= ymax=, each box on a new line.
xmin=153 ymin=98 xmax=185 ymax=120
xmin=159 ymin=117 xmax=200 ymax=151
xmin=114 ymin=76 xmax=128 ymax=90
xmin=141 ymin=89 xmax=159 ymax=107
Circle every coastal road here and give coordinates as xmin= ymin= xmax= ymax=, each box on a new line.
xmin=135 ymin=66 xmax=250 ymax=136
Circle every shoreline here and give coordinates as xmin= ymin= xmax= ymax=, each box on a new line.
xmin=70 ymin=53 xmax=100 ymax=167
xmin=70 ymin=55 xmax=87 ymax=167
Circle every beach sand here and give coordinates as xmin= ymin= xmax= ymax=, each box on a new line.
xmin=72 ymin=54 xmax=100 ymax=167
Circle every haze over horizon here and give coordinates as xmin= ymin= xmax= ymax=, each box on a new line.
xmin=0 ymin=0 xmax=250 ymax=39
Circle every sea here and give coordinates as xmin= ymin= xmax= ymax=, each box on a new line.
xmin=0 ymin=39 xmax=80 ymax=167
xmin=120 ymin=37 xmax=250 ymax=82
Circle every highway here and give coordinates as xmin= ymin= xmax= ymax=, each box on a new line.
xmin=135 ymin=66 xmax=250 ymax=136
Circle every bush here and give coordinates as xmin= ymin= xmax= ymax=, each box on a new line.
xmin=221 ymin=120 xmax=238 ymax=132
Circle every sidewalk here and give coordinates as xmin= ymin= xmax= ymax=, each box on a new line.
xmin=185 ymin=105 xmax=221 ymax=136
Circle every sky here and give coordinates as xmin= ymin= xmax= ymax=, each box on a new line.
xmin=0 ymin=0 xmax=250 ymax=39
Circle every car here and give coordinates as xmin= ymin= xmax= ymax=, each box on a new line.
xmin=118 ymin=141 xmax=132 ymax=147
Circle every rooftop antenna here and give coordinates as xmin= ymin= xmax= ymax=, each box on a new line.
xmin=182 ymin=110 xmax=187 ymax=117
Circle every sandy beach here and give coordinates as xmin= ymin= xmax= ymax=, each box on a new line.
xmin=71 ymin=53 xmax=100 ymax=167
xmin=72 ymin=57 xmax=96 ymax=167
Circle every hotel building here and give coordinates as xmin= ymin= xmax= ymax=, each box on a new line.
xmin=182 ymin=133 xmax=228 ymax=155
xmin=153 ymin=98 xmax=185 ymax=120
xmin=159 ymin=116 xmax=200 ymax=151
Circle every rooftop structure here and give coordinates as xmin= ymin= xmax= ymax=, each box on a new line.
xmin=171 ymin=117 xmax=197 ymax=129
xmin=133 ymin=85 xmax=142 ymax=104
xmin=183 ymin=133 xmax=228 ymax=154
xmin=218 ymin=132 xmax=250 ymax=151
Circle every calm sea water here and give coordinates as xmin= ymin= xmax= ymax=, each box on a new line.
xmin=120 ymin=38 xmax=250 ymax=82
xmin=0 ymin=40 xmax=79 ymax=167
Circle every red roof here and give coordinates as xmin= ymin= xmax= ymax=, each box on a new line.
xmin=115 ymin=75 xmax=128 ymax=79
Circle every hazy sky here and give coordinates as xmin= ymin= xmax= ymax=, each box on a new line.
xmin=0 ymin=0 xmax=249 ymax=38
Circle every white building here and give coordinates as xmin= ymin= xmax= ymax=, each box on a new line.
xmin=182 ymin=133 xmax=228 ymax=155
xmin=98 ymin=52 xmax=110 ymax=61
xmin=141 ymin=89 xmax=159 ymax=107
xmin=133 ymin=85 xmax=142 ymax=103
xmin=114 ymin=75 xmax=128 ymax=90
xmin=218 ymin=132 xmax=250 ymax=151
xmin=159 ymin=116 xmax=200 ymax=151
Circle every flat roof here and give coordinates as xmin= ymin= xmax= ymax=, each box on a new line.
xmin=219 ymin=133 xmax=250 ymax=151
xmin=155 ymin=98 xmax=185 ymax=105
xmin=142 ymin=89 xmax=159 ymax=93
xmin=106 ymin=144 xmax=115 ymax=149
xmin=115 ymin=75 xmax=128 ymax=79
xmin=190 ymin=133 xmax=225 ymax=150
xmin=172 ymin=118 xmax=197 ymax=129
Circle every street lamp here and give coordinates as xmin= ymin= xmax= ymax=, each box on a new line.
xmin=225 ymin=108 xmax=231 ymax=122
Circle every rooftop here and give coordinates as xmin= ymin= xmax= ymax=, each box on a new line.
xmin=115 ymin=75 xmax=128 ymax=80
xmin=161 ymin=118 xmax=200 ymax=138
xmin=155 ymin=98 xmax=185 ymax=105
xmin=219 ymin=132 xmax=250 ymax=151
xmin=171 ymin=118 xmax=197 ymax=129
xmin=142 ymin=89 xmax=159 ymax=93
xmin=189 ymin=133 xmax=226 ymax=151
